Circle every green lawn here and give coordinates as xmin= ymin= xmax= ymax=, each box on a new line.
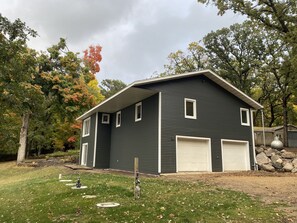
xmin=0 ymin=162 xmax=282 ymax=223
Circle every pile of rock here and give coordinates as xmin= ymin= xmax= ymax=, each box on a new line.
xmin=255 ymin=146 xmax=297 ymax=173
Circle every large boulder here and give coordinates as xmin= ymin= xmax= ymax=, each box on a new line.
xmin=260 ymin=163 xmax=275 ymax=172
xmin=292 ymin=168 xmax=297 ymax=173
xmin=291 ymin=158 xmax=297 ymax=168
xmin=271 ymin=154 xmax=283 ymax=170
xmin=256 ymin=152 xmax=270 ymax=166
xmin=264 ymin=148 xmax=276 ymax=157
xmin=283 ymin=162 xmax=294 ymax=172
xmin=255 ymin=147 xmax=264 ymax=154
xmin=281 ymin=151 xmax=296 ymax=159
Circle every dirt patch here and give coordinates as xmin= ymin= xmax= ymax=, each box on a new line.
xmin=163 ymin=171 xmax=297 ymax=222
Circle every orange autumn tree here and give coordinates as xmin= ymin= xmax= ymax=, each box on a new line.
xmin=57 ymin=44 xmax=104 ymax=150
xmin=83 ymin=44 xmax=104 ymax=104
xmin=83 ymin=45 xmax=102 ymax=75
xmin=26 ymin=40 xmax=104 ymax=156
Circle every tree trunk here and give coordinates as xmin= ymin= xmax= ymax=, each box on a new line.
xmin=282 ymin=97 xmax=289 ymax=147
xmin=17 ymin=113 xmax=30 ymax=164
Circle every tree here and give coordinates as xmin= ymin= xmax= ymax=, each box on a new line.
xmin=197 ymin=0 xmax=296 ymax=37
xmin=0 ymin=14 xmax=42 ymax=163
xmin=83 ymin=45 xmax=102 ymax=75
xmin=100 ymin=79 xmax=127 ymax=98
xmin=161 ymin=42 xmax=208 ymax=76
xmin=29 ymin=40 xmax=104 ymax=154
xmin=0 ymin=14 xmax=105 ymax=161
xmin=260 ymin=36 xmax=296 ymax=146
xmin=203 ymin=21 xmax=266 ymax=96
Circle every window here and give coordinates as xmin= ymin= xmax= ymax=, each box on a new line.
xmin=82 ymin=117 xmax=91 ymax=137
xmin=240 ymin=108 xmax=250 ymax=126
xmin=81 ymin=143 xmax=88 ymax=166
xmin=102 ymin=114 xmax=110 ymax=124
xmin=116 ymin=111 xmax=121 ymax=127
xmin=184 ymin=98 xmax=197 ymax=119
xmin=135 ymin=102 xmax=142 ymax=122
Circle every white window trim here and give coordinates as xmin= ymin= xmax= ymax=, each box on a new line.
xmin=240 ymin=108 xmax=250 ymax=126
xmin=116 ymin=111 xmax=121 ymax=128
xmin=184 ymin=98 xmax=197 ymax=119
xmin=82 ymin=117 xmax=91 ymax=137
xmin=102 ymin=113 xmax=110 ymax=124
xmin=135 ymin=102 xmax=142 ymax=122
xmin=81 ymin=143 xmax=88 ymax=166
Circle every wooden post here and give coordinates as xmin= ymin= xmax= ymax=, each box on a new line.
xmin=134 ymin=157 xmax=140 ymax=199
xmin=134 ymin=157 xmax=139 ymax=175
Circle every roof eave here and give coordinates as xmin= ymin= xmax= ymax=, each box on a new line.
xmin=77 ymin=69 xmax=263 ymax=120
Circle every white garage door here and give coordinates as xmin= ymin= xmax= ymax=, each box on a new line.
xmin=177 ymin=137 xmax=211 ymax=172
xmin=222 ymin=140 xmax=250 ymax=171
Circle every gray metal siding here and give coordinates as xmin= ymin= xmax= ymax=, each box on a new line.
xmin=95 ymin=113 xmax=111 ymax=168
xmin=109 ymin=94 xmax=159 ymax=174
xmin=80 ymin=113 xmax=96 ymax=167
xmin=288 ymin=131 xmax=297 ymax=147
xmin=141 ymin=75 xmax=254 ymax=173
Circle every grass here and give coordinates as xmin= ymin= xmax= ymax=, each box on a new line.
xmin=47 ymin=150 xmax=80 ymax=158
xmin=0 ymin=162 xmax=283 ymax=223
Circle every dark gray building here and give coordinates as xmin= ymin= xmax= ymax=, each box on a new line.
xmin=77 ymin=70 xmax=263 ymax=174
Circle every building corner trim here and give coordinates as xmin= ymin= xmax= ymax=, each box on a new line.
xmin=158 ymin=92 xmax=162 ymax=173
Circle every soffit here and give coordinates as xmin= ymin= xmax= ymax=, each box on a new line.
xmin=77 ymin=87 xmax=157 ymax=120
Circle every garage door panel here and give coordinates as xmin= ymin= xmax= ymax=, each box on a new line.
xmin=177 ymin=137 xmax=211 ymax=172
xmin=222 ymin=141 xmax=250 ymax=171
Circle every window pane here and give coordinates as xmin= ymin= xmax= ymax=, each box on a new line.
xmin=186 ymin=101 xmax=194 ymax=116
xmin=102 ymin=114 xmax=109 ymax=123
xmin=118 ymin=113 xmax=121 ymax=125
xmin=83 ymin=118 xmax=90 ymax=136
xmin=241 ymin=110 xmax=247 ymax=124
xmin=116 ymin=112 xmax=121 ymax=127
xmin=137 ymin=105 xmax=141 ymax=119
xmin=135 ymin=102 xmax=142 ymax=121
xmin=137 ymin=106 xmax=141 ymax=119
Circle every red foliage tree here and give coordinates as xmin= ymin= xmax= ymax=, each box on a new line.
xmin=83 ymin=45 xmax=102 ymax=75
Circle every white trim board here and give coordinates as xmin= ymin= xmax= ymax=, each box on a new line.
xmin=82 ymin=117 xmax=91 ymax=137
xmin=93 ymin=112 xmax=98 ymax=167
xmin=240 ymin=108 xmax=250 ymax=126
xmin=158 ymin=92 xmax=162 ymax=174
xmin=81 ymin=143 xmax=88 ymax=166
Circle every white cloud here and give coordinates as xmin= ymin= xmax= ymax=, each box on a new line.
xmin=0 ymin=0 xmax=245 ymax=84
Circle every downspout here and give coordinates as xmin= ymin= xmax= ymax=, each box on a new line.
xmin=250 ymin=109 xmax=258 ymax=170
xmin=261 ymin=109 xmax=266 ymax=147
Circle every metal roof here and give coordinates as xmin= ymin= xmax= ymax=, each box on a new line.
xmin=77 ymin=69 xmax=263 ymax=120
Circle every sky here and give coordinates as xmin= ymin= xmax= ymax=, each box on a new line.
xmin=1 ymin=0 xmax=244 ymax=84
